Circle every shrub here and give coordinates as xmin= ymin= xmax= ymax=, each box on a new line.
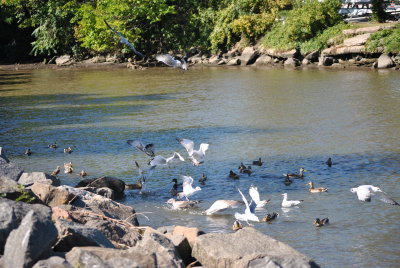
xmin=366 ymin=24 xmax=400 ymax=53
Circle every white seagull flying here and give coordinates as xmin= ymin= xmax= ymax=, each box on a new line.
xmin=149 ymin=152 xmax=185 ymax=167
xmin=204 ymin=200 xmax=243 ymax=215
xmin=350 ymin=185 xmax=399 ymax=205
xmin=235 ymin=188 xmax=259 ymax=224
xmin=249 ymin=185 xmax=270 ymax=210
xmin=156 ymin=54 xmax=188 ymax=70
xmin=104 ymin=20 xmax=144 ymax=58
xmin=281 ymin=193 xmax=303 ymax=208
xmin=176 ymin=138 xmax=209 ymax=166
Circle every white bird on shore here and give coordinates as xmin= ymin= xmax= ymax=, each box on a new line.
xmin=127 ymin=140 xmax=155 ymax=157
xmin=249 ymin=185 xmax=270 ymax=210
xmin=180 ymin=175 xmax=201 ymax=201
xmin=350 ymin=185 xmax=399 ymax=205
xmin=235 ymin=188 xmax=259 ymax=225
xmin=156 ymin=54 xmax=188 ymax=70
xmin=204 ymin=200 xmax=244 ymax=215
xmin=166 ymin=198 xmax=200 ymax=209
xmin=281 ymin=193 xmax=303 ymax=208
xmin=176 ymin=138 xmax=209 ymax=166
xmin=149 ymin=152 xmax=185 ymax=167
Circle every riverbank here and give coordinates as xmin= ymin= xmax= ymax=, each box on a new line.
xmin=0 ymin=147 xmax=320 ymax=268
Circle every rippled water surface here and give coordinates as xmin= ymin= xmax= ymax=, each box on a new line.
xmin=1 ymin=66 xmax=400 ymax=267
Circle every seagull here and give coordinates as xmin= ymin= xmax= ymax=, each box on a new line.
xmin=156 ymin=54 xmax=188 ymax=70
xmin=148 ymin=152 xmax=185 ymax=167
xmin=281 ymin=193 xmax=303 ymax=208
xmin=104 ymin=20 xmax=144 ymax=58
xmin=180 ymin=175 xmax=201 ymax=201
xmin=166 ymin=198 xmax=200 ymax=209
xmin=135 ymin=161 xmax=155 ymax=193
xmin=234 ymin=188 xmax=259 ymax=225
xmin=249 ymin=186 xmax=270 ymax=210
xmin=204 ymin=200 xmax=243 ymax=215
xmin=127 ymin=140 xmax=155 ymax=157
xmin=176 ymin=138 xmax=209 ymax=166
xmin=350 ymin=185 xmax=399 ymax=205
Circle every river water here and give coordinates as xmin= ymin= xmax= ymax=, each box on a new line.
xmin=1 ymin=66 xmax=399 ymax=267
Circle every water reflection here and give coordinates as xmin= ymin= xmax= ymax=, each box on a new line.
xmin=1 ymin=67 xmax=400 ymax=267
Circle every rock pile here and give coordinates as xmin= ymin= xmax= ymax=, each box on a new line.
xmin=0 ymin=147 xmax=320 ymax=267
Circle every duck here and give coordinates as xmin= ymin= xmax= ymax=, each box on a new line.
xmin=252 ymin=157 xmax=263 ymax=166
xmin=50 ymin=166 xmax=61 ymax=176
xmin=48 ymin=142 xmax=58 ymax=149
xmin=283 ymin=168 xmax=306 ymax=179
xmin=170 ymin=178 xmax=182 ymax=196
xmin=242 ymin=166 xmax=252 ymax=176
xmin=126 ymin=180 xmax=143 ymax=190
xmin=238 ymin=162 xmax=247 ymax=172
xmin=63 ymin=162 xmax=73 ymax=174
xmin=232 ymin=220 xmax=243 ymax=231
xmin=326 ymin=157 xmax=333 ymax=167
xmin=63 ymin=147 xmax=73 ymax=154
xmin=24 ymin=148 xmax=32 ymax=156
xmin=199 ymin=173 xmax=207 ymax=184
xmin=307 ymin=181 xmax=328 ymax=193
xmin=79 ymin=170 xmax=87 ymax=177
xmin=314 ymin=218 xmax=329 ymax=227
xmin=261 ymin=212 xmax=279 ymax=223
xmin=283 ymin=175 xmax=292 ymax=186
xmin=229 ymin=170 xmax=240 ymax=179
xmin=166 ymin=198 xmax=200 ymax=209
xmin=281 ymin=193 xmax=303 ymax=208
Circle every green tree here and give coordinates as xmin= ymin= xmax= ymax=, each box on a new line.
xmin=371 ymin=0 xmax=387 ymax=23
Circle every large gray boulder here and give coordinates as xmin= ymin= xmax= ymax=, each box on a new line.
xmin=66 ymin=246 xmax=166 ymax=268
xmin=126 ymin=228 xmax=185 ymax=268
xmin=32 ymin=256 xmax=73 ymax=268
xmin=53 ymin=219 xmax=114 ymax=252
xmin=284 ymin=57 xmax=300 ymax=67
xmin=18 ymin=172 xmax=60 ymax=187
xmin=0 ymin=199 xmax=51 ymax=254
xmin=0 ymin=177 xmax=19 ymax=196
xmin=60 ymin=185 xmax=139 ymax=226
xmin=255 ymin=54 xmax=273 ymax=66
xmin=30 ymin=182 xmax=75 ymax=207
xmin=75 ymin=177 xmax=125 ymax=199
xmin=240 ymin=47 xmax=259 ymax=66
xmin=55 ymin=55 xmax=74 ymax=66
xmin=3 ymin=210 xmax=58 ymax=268
xmin=0 ymin=147 xmax=24 ymax=181
xmin=192 ymin=227 xmax=319 ymax=268
xmin=377 ymin=53 xmax=395 ymax=69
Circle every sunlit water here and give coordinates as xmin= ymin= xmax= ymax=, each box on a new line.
xmin=1 ymin=66 xmax=400 ymax=267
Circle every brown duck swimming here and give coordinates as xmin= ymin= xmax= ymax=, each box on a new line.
xmin=229 ymin=170 xmax=240 ymax=179
xmin=252 ymin=157 xmax=263 ymax=166
xmin=284 ymin=168 xmax=306 ymax=178
xmin=307 ymin=181 xmax=328 ymax=193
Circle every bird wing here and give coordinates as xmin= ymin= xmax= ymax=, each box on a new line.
xmin=149 ymin=155 xmax=167 ymax=166
xmin=248 ymin=200 xmax=257 ymax=214
xmin=165 ymin=152 xmax=185 ymax=163
xmin=249 ymin=186 xmax=261 ymax=204
xmin=181 ymin=175 xmax=194 ymax=189
xmin=237 ymin=188 xmax=250 ymax=212
xmin=375 ymin=190 xmax=399 ymax=205
xmin=177 ymin=138 xmax=194 ymax=156
xmin=135 ymin=161 xmax=143 ymax=176
xmin=104 ymin=20 xmax=144 ymax=58
xmin=199 ymin=143 xmax=209 ymax=155
xmin=128 ymin=140 xmax=145 ymax=151
xmin=156 ymin=54 xmax=177 ymax=67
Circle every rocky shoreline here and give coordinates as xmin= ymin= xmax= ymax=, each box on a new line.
xmin=1 ymin=25 xmax=398 ymax=72
xmin=0 ymin=147 xmax=320 ymax=268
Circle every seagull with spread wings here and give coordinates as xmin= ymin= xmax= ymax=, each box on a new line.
xmin=149 ymin=152 xmax=185 ymax=167
xmin=104 ymin=20 xmax=144 ymax=58
xmin=249 ymin=185 xmax=270 ymax=210
xmin=176 ymin=138 xmax=209 ymax=166
xmin=235 ymin=188 xmax=259 ymax=225
xmin=179 ymin=175 xmax=201 ymax=201
xmin=156 ymin=54 xmax=188 ymax=70
xmin=127 ymin=140 xmax=155 ymax=157
xmin=351 ymin=185 xmax=399 ymax=205
xmin=135 ymin=161 xmax=155 ymax=193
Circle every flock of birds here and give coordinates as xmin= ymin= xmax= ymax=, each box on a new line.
xmin=104 ymin=20 xmax=188 ymax=70
xmin=125 ymin=139 xmax=400 ymax=231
